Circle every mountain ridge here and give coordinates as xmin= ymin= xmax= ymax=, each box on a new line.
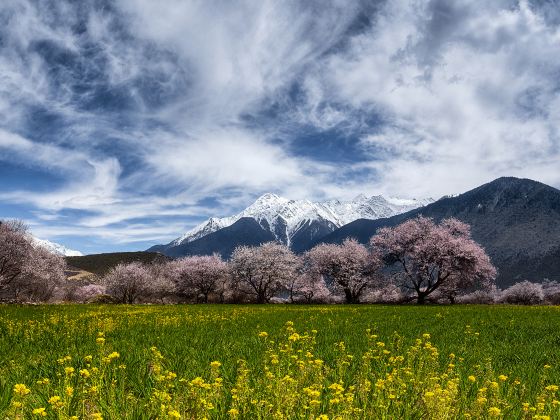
xmin=31 ymin=237 xmax=83 ymax=257
xmin=150 ymin=192 xmax=432 ymax=254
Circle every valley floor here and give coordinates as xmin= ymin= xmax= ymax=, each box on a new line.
xmin=1 ymin=304 xmax=559 ymax=418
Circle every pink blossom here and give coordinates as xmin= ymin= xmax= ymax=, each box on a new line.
xmin=230 ymin=242 xmax=299 ymax=303
xmin=304 ymin=238 xmax=382 ymax=303
xmin=370 ymin=216 xmax=497 ymax=304
xmin=169 ymin=254 xmax=228 ymax=303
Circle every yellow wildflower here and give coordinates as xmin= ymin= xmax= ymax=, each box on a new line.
xmin=32 ymin=407 xmax=47 ymax=417
xmin=168 ymin=410 xmax=181 ymax=419
xmin=13 ymin=383 xmax=30 ymax=396
xmin=48 ymin=395 xmax=61 ymax=404
xmin=488 ymin=407 xmax=501 ymax=416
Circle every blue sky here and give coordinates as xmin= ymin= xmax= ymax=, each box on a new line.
xmin=1 ymin=0 xmax=560 ymax=254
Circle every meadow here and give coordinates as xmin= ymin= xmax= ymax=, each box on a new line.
xmin=1 ymin=304 xmax=560 ymax=419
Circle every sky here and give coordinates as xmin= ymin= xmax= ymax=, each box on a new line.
xmin=1 ymin=0 xmax=560 ymax=254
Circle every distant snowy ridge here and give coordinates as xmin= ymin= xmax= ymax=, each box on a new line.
xmin=172 ymin=193 xmax=433 ymax=247
xmin=31 ymin=237 xmax=83 ymax=256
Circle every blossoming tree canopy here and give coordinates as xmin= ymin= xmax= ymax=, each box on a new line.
xmin=0 ymin=220 xmax=32 ymax=290
xmin=0 ymin=219 xmax=66 ymax=302
xmin=370 ymin=216 xmax=497 ymax=304
xmin=304 ymin=238 xmax=382 ymax=304
xmin=103 ymin=262 xmax=152 ymax=304
xmin=170 ymin=254 xmax=229 ymax=303
xmin=230 ymin=242 xmax=300 ymax=304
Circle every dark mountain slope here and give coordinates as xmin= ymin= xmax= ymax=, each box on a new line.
xmin=290 ymin=218 xmax=338 ymax=253
xmin=66 ymin=252 xmax=169 ymax=277
xmin=314 ymin=177 xmax=560 ymax=286
xmin=160 ymin=217 xmax=276 ymax=258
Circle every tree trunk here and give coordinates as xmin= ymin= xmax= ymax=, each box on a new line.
xmin=417 ymin=292 xmax=427 ymax=304
xmin=344 ymin=288 xmax=358 ymax=304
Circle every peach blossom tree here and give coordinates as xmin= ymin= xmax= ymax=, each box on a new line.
xmin=230 ymin=242 xmax=299 ymax=303
xmin=304 ymin=238 xmax=381 ymax=304
xmin=370 ymin=216 xmax=497 ymax=304
xmin=103 ymin=262 xmax=152 ymax=304
xmin=170 ymin=254 xmax=228 ymax=303
xmin=0 ymin=220 xmax=66 ymax=302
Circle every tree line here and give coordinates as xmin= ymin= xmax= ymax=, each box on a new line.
xmin=1 ymin=216 xmax=556 ymax=305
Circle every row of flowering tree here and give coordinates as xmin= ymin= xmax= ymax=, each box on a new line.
xmin=98 ymin=216 xmax=497 ymax=304
xmin=0 ymin=216 xmax=498 ymax=304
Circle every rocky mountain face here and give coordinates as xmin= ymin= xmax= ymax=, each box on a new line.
xmin=149 ymin=193 xmax=432 ymax=256
xmin=315 ymin=177 xmax=560 ymax=286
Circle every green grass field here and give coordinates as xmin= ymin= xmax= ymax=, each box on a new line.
xmin=1 ymin=304 xmax=560 ymax=419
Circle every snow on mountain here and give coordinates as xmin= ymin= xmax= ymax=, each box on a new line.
xmin=31 ymin=237 xmax=83 ymax=256
xmin=172 ymin=193 xmax=433 ymax=247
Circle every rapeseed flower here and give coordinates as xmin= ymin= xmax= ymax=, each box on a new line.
xmin=13 ymin=383 xmax=30 ymax=396
xmin=168 ymin=410 xmax=181 ymax=418
xmin=488 ymin=407 xmax=501 ymax=416
xmin=32 ymin=407 xmax=47 ymax=417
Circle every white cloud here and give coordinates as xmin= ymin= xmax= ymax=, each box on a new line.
xmin=1 ymin=0 xmax=560 ymax=249
xmin=143 ymin=127 xmax=304 ymax=191
xmin=308 ymin=0 xmax=560 ymax=197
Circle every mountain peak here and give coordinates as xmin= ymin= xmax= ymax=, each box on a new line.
xmin=253 ymin=193 xmax=285 ymax=204
xmin=477 ymin=176 xmax=548 ymax=190
xmin=352 ymin=193 xmax=368 ymax=202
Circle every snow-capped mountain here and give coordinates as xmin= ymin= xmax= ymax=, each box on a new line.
xmin=31 ymin=237 xmax=83 ymax=256
xmin=170 ymin=193 xmax=433 ymax=248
